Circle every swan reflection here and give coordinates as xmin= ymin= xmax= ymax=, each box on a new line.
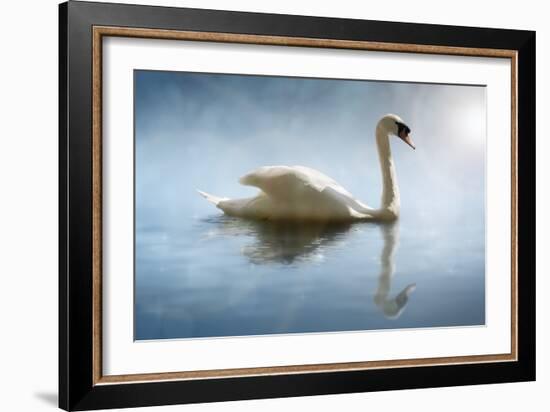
xmin=204 ymin=216 xmax=352 ymax=264
xmin=374 ymin=222 xmax=417 ymax=319
xmin=202 ymin=216 xmax=416 ymax=319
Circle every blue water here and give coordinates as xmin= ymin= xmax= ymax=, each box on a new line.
xmin=135 ymin=211 xmax=485 ymax=340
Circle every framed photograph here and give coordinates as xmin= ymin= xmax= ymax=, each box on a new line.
xmin=59 ymin=1 xmax=535 ymax=410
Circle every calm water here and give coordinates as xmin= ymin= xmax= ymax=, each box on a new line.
xmin=135 ymin=210 xmax=485 ymax=340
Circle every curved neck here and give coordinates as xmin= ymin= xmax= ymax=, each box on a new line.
xmin=375 ymin=126 xmax=400 ymax=216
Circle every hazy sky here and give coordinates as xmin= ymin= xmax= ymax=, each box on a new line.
xmin=134 ymin=70 xmax=486 ymax=229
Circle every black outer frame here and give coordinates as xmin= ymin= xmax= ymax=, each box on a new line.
xmin=59 ymin=1 xmax=535 ymax=410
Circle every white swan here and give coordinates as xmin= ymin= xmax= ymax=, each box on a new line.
xmin=198 ymin=114 xmax=415 ymax=221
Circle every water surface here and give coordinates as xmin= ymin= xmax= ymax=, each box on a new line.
xmin=135 ymin=211 xmax=485 ymax=340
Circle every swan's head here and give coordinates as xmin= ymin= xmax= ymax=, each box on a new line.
xmin=378 ymin=114 xmax=415 ymax=150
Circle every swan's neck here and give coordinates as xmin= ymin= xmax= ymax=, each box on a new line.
xmin=375 ymin=126 xmax=400 ymax=217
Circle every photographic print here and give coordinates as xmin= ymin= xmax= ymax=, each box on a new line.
xmin=134 ymin=70 xmax=486 ymax=341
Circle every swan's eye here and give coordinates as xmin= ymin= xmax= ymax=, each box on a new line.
xmin=396 ymin=121 xmax=411 ymax=135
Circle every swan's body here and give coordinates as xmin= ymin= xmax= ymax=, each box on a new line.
xmin=198 ymin=114 xmax=414 ymax=222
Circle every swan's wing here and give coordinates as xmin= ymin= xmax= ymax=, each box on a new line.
xmin=239 ymin=165 xmax=374 ymax=215
xmin=290 ymin=167 xmax=377 ymax=213
xmin=291 ymin=166 xmax=355 ymax=197
xmin=319 ymin=186 xmax=376 ymax=217
xmin=239 ymin=166 xmax=343 ymax=198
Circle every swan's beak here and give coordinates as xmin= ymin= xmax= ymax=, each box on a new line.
xmin=399 ymin=130 xmax=416 ymax=150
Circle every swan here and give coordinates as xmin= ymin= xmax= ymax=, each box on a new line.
xmin=198 ymin=114 xmax=415 ymax=221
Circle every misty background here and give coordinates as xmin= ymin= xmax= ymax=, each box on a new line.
xmin=134 ymin=70 xmax=486 ymax=340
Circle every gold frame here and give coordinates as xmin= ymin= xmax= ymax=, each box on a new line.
xmin=92 ymin=26 xmax=518 ymax=386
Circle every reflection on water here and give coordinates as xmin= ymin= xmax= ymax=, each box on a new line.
xmin=209 ymin=217 xmax=415 ymax=319
xmin=374 ymin=223 xmax=416 ymax=319
xmin=135 ymin=214 xmax=485 ymax=340
xmin=209 ymin=217 xmax=354 ymax=265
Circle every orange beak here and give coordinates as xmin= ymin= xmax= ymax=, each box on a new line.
xmin=399 ymin=130 xmax=416 ymax=150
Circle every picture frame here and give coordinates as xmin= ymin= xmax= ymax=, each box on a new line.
xmin=59 ymin=1 xmax=536 ymax=410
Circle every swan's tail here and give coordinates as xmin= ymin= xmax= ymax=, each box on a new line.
xmin=197 ymin=190 xmax=225 ymax=206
